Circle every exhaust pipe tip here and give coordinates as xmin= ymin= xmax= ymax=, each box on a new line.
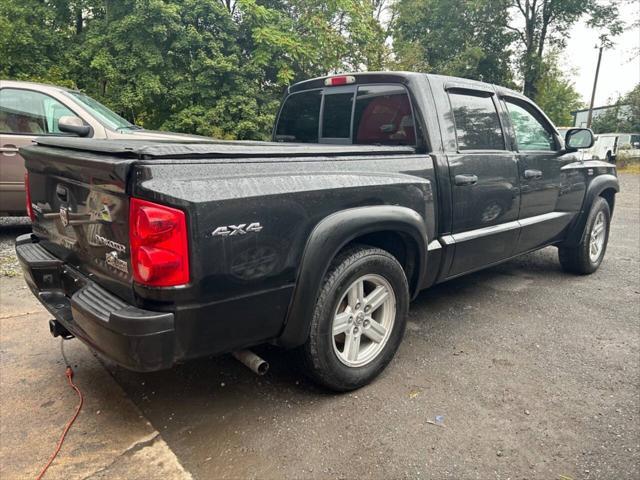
xmin=255 ymin=360 xmax=269 ymax=376
xmin=232 ymin=350 xmax=269 ymax=376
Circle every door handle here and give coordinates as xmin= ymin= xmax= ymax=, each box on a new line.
xmin=523 ymin=169 xmax=543 ymax=179
xmin=454 ymin=174 xmax=478 ymax=186
xmin=0 ymin=145 xmax=19 ymax=156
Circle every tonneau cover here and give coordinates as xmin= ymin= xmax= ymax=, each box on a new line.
xmin=31 ymin=137 xmax=416 ymax=159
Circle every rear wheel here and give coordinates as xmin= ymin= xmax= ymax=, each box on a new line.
xmin=298 ymin=245 xmax=409 ymax=391
xmin=558 ymin=197 xmax=611 ymax=274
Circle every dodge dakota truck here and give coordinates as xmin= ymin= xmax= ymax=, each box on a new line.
xmin=16 ymin=72 xmax=619 ymax=391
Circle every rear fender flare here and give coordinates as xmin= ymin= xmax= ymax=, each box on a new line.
xmin=277 ymin=205 xmax=428 ymax=348
xmin=563 ymin=174 xmax=619 ymax=246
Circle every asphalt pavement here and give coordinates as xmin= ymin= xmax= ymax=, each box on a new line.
xmin=1 ymin=174 xmax=638 ymax=479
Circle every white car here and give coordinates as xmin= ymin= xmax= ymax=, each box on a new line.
xmin=591 ymin=132 xmax=640 ymax=163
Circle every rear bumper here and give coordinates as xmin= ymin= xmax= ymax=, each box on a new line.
xmin=15 ymin=234 xmax=176 ymax=372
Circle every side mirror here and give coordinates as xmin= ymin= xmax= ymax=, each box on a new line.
xmin=565 ymin=128 xmax=594 ymax=151
xmin=58 ymin=116 xmax=90 ymax=137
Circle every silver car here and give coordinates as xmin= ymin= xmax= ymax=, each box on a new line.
xmin=0 ymin=80 xmax=209 ymax=215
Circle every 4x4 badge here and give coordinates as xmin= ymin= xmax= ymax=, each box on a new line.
xmin=212 ymin=223 xmax=263 ymax=237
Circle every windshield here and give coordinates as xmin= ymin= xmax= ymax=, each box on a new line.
xmin=64 ymin=91 xmax=137 ymax=131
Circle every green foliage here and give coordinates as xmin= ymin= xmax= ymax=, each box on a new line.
xmin=0 ymin=0 xmax=74 ymax=81
xmin=591 ymin=84 xmax=640 ymax=134
xmin=392 ymin=0 xmax=516 ymax=86
xmin=1 ymin=0 xmax=389 ymax=139
xmin=1 ymin=0 xmax=623 ymax=139
xmin=534 ymin=52 xmax=584 ymax=126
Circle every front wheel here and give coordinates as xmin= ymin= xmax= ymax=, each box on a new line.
xmin=558 ymin=197 xmax=611 ymax=274
xmin=298 ymin=245 xmax=409 ymax=391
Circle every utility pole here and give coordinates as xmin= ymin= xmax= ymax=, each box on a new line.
xmin=587 ymin=44 xmax=604 ymax=129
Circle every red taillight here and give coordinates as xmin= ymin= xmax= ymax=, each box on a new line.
xmin=129 ymin=198 xmax=189 ymax=286
xmin=324 ymin=75 xmax=356 ymax=86
xmin=24 ymin=172 xmax=35 ymax=221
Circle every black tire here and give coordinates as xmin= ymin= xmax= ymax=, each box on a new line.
xmin=298 ymin=245 xmax=409 ymax=391
xmin=558 ymin=197 xmax=611 ymax=274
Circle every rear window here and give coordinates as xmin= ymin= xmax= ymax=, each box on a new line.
xmin=275 ymin=84 xmax=416 ymax=146
xmin=449 ymin=92 xmax=504 ymax=150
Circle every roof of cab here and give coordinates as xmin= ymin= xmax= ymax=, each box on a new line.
xmin=288 ymin=71 xmax=526 ymax=100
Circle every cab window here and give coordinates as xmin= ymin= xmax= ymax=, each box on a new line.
xmin=274 ymin=90 xmax=321 ymax=142
xmin=275 ymin=84 xmax=416 ymax=146
xmin=353 ymin=85 xmax=415 ymax=145
xmin=505 ymin=99 xmax=556 ymax=151
xmin=322 ymin=92 xmax=354 ymax=139
xmin=449 ymin=92 xmax=505 ymax=150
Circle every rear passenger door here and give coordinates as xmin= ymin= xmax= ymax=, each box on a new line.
xmin=443 ymin=88 xmax=520 ymax=277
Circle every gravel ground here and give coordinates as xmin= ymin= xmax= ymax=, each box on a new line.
xmin=1 ymin=174 xmax=638 ymax=479
xmin=0 ymin=216 xmax=30 ymax=276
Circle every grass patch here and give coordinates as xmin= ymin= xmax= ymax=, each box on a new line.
xmin=616 ymin=151 xmax=640 ymax=174
xmin=618 ymin=163 xmax=640 ymax=174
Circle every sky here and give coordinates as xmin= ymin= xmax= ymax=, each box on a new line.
xmin=564 ymin=0 xmax=639 ymax=107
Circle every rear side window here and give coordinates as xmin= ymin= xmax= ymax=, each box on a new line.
xmin=275 ymin=84 xmax=416 ymax=146
xmin=449 ymin=92 xmax=504 ymax=150
xmin=275 ymin=90 xmax=321 ymax=142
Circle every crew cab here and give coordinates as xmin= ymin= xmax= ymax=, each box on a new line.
xmin=16 ymin=73 xmax=619 ymax=391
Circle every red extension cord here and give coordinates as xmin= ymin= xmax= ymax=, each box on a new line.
xmin=35 ymin=342 xmax=84 ymax=480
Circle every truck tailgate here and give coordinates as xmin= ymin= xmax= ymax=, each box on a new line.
xmin=22 ymin=144 xmax=136 ymax=301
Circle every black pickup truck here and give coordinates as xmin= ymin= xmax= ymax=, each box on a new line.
xmin=17 ymin=72 xmax=619 ymax=391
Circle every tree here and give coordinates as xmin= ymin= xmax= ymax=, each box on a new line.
xmin=1 ymin=0 xmax=393 ymax=139
xmin=0 ymin=0 xmax=74 ymax=83
xmin=533 ymin=52 xmax=584 ymax=126
xmin=392 ymin=0 xmax=516 ymax=86
xmin=591 ymin=84 xmax=640 ymax=134
xmin=507 ymin=0 xmax=622 ymax=100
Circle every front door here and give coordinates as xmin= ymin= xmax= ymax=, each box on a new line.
xmin=501 ymin=97 xmax=581 ymax=253
xmin=445 ymin=89 xmax=520 ymax=277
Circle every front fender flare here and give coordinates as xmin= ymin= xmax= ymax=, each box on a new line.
xmin=276 ymin=205 xmax=428 ymax=348
xmin=563 ymin=173 xmax=619 ymax=246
